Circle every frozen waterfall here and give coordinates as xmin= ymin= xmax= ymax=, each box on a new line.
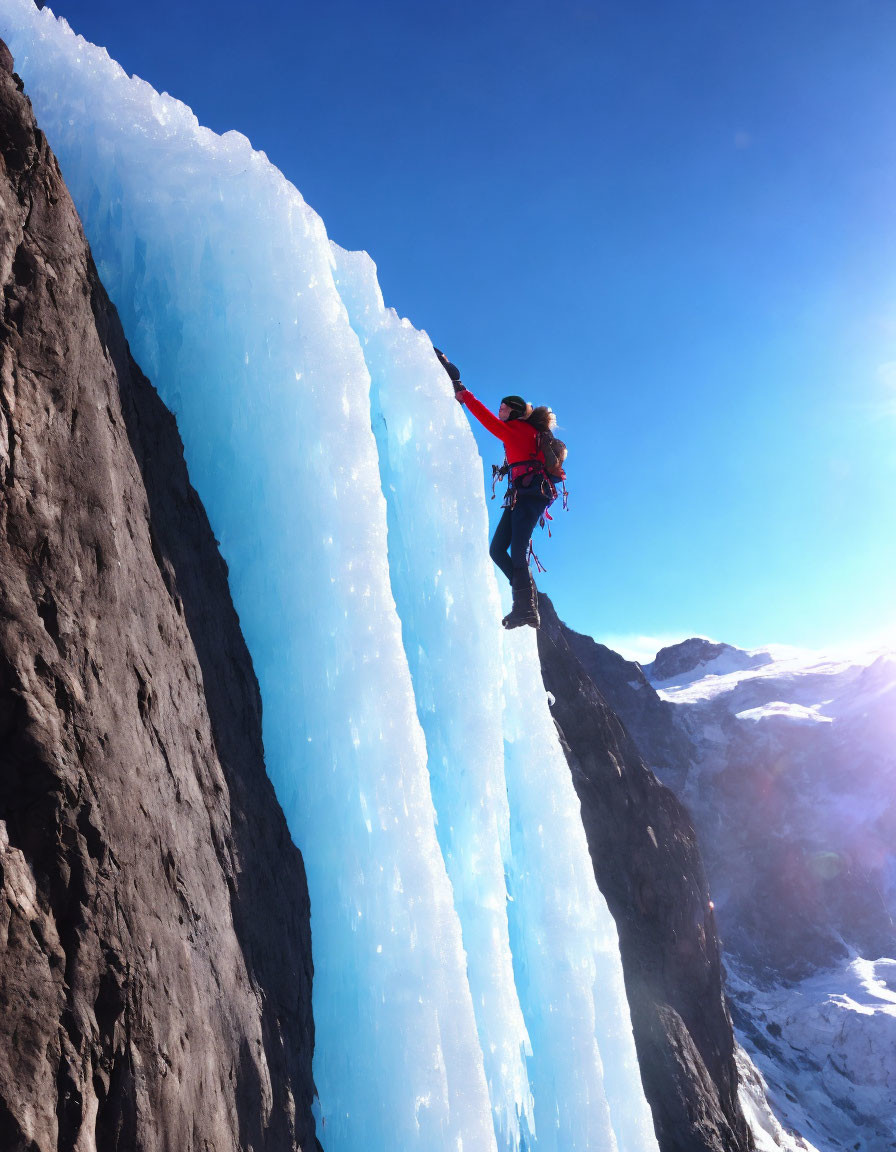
xmin=1 ymin=5 xmax=659 ymax=1150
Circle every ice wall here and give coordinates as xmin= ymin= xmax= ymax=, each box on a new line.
xmin=0 ymin=5 xmax=658 ymax=1150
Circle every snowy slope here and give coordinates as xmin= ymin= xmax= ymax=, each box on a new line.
xmin=730 ymin=958 xmax=896 ymax=1152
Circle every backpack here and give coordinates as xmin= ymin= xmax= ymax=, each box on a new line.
xmin=537 ymin=429 xmax=567 ymax=479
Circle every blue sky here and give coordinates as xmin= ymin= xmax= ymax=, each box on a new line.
xmin=40 ymin=0 xmax=896 ymax=657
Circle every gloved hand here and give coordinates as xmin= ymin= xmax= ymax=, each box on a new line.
xmin=433 ymin=346 xmax=461 ymax=383
xmin=455 ymin=387 xmax=468 ymax=404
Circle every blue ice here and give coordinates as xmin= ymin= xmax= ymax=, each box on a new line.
xmin=0 ymin=4 xmax=659 ymax=1150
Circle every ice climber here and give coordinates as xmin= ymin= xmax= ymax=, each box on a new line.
xmin=434 ymin=348 xmax=567 ymax=630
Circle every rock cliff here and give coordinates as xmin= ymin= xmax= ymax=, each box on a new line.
xmin=536 ymin=594 xmax=753 ymax=1152
xmin=0 ymin=43 xmax=318 ymax=1151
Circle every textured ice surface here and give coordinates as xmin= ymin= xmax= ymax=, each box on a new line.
xmin=331 ymin=245 xmax=535 ymax=1146
xmin=0 ymin=4 xmax=658 ymax=1150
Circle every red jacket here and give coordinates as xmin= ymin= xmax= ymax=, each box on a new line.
xmin=460 ymin=390 xmax=545 ymax=484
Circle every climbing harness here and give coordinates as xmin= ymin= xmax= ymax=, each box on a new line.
xmin=491 ymin=450 xmax=569 ymax=574
xmin=492 ymin=457 xmax=568 ymax=513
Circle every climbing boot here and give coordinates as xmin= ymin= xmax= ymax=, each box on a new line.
xmin=529 ymin=569 xmax=541 ymax=627
xmin=502 ymin=567 xmax=540 ymax=630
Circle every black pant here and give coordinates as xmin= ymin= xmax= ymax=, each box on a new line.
xmin=489 ymin=491 xmax=551 ymax=583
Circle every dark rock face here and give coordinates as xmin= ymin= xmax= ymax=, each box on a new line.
xmin=0 ymin=46 xmax=319 ymax=1152
xmin=561 ymin=632 xmax=694 ymax=790
xmin=536 ymin=595 xmax=753 ymax=1152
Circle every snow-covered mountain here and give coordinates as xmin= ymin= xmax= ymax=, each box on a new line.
xmin=564 ymin=630 xmax=896 ymax=1152
xmin=650 ymin=640 xmax=895 ymax=976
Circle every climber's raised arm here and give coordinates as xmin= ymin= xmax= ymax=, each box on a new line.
xmin=456 ymin=389 xmax=508 ymax=439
